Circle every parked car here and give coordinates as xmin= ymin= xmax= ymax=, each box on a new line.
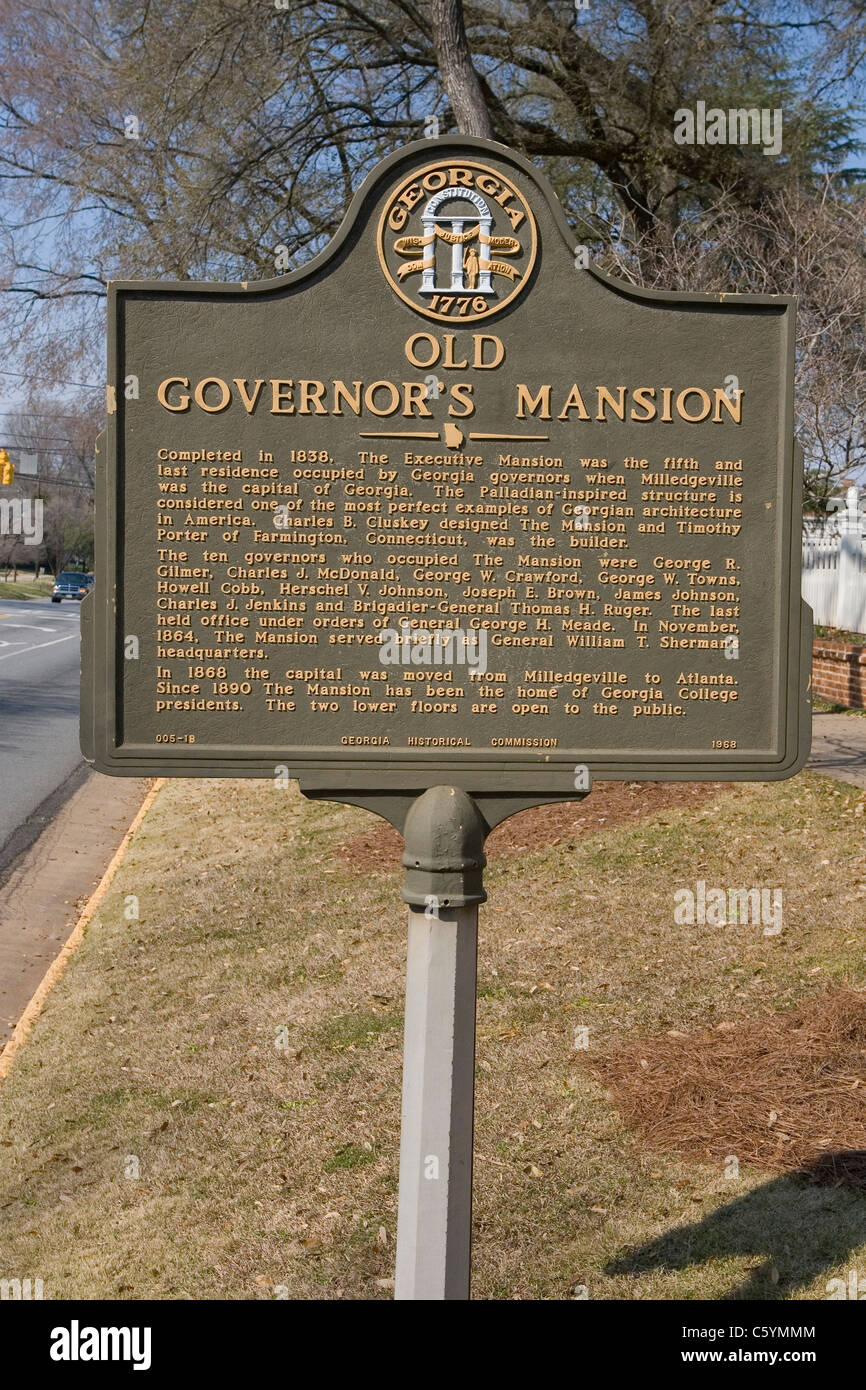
xmin=51 ymin=572 xmax=94 ymax=602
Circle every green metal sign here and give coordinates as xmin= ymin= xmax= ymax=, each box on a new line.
xmin=82 ymin=135 xmax=810 ymax=800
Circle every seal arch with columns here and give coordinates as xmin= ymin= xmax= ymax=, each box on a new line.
xmin=377 ymin=157 xmax=537 ymax=323
xmin=419 ymin=186 xmax=494 ymax=295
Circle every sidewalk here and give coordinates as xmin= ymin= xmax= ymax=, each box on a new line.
xmin=809 ymin=712 xmax=866 ymax=789
xmin=0 ymin=773 xmax=151 ymax=1047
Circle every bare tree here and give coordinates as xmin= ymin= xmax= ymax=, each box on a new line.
xmin=4 ymin=398 xmax=101 ymax=493
xmin=0 ymin=530 xmax=28 ymax=583
xmin=0 ymin=0 xmax=862 ymax=495
xmin=0 ymin=1 xmax=859 ymax=320
xmin=40 ymin=486 xmax=94 ymax=578
xmin=430 ymin=0 xmax=492 ymax=138
xmin=593 ymin=181 xmax=866 ymax=506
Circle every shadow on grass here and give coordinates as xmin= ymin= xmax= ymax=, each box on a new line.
xmin=606 ymin=1153 xmax=866 ymax=1300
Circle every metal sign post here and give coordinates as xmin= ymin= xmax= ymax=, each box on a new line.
xmin=395 ymin=901 xmax=478 ymax=1299
xmin=394 ymin=786 xmax=485 ymax=1299
xmin=82 ymin=133 xmax=811 ymax=1302
xmin=300 ymin=777 xmax=593 ymax=1300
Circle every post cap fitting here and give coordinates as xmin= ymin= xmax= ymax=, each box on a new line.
xmin=401 ymin=785 xmax=488 ymax=909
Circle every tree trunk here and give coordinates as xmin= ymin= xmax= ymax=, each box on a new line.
xmin=430 ymin=0 xmax=493 ymax=139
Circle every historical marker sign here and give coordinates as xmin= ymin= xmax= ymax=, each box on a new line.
xmin=82 ymin=136 xmax=810 ymax=791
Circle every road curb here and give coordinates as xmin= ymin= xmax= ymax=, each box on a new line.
xmin=0 ymin=778 xmax=166 ymax=1082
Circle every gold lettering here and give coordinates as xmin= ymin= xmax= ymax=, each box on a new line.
xmin=365 ymin=380 xmax=402 ymax=416
xmin=596 ymin=386 xmax=627 ymax=421
xmin=443 ymin=335 xmax=468 ymax=369
xmin=405 ymin=333 xmax=440 ymax=368
xmin=516 ymin=383 xmax=551 ymax=419
xmin=270 ymin=379 xmax=295 ymax=414
xmin=713 ymin=388 xmax=743 ymax=423
xmin=676 ymin=387 xmax=712 ymax=423
xmin=233 ymin=378 xmax=266 ymax=413
xmin=332 ymin=380 xmax=363 ymax=415
xmin=402 ymin=382 xmax=434 ymax=417
xmin=157 ymin=376 xmax=190 ymax=411
xmin=193 ymin=377 xmax=231 ymax=413
xmin=299 ymin=380 xmax=328 ymax=414
xmin=557 ymin=384 xmax=590 ymax=421
xmin=473 ymin=334 xmax=504 ymax=369
xmin=448 ymin=383 xmax=475 ymax=417
xmin=630 ymin=386 xmax=657 ymax=422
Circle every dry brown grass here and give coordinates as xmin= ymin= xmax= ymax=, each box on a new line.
xmin=590 ymin=987 xmax=866 ymax=1180
xmin=0 ymin=771 xmax=865 ymax=1299
xmin=339 ymin=780 xmax=730 ymax=871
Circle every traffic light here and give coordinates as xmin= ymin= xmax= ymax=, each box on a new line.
xmin=0 ymin=449 xmax=13 ymax=485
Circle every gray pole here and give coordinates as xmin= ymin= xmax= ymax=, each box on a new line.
xmin=394 ymin=785 xmax=488 ymax=1301
xmin=298 ymin=776 xmax=593 ymax=1297
xmin=395 ymin=904 xmax=478 ymax=1299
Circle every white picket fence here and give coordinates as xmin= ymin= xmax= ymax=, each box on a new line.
xmin=802 ymin=487 xmax=866 ymax=633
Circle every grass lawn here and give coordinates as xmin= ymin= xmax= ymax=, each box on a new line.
xmin=813 ymin=699 xmax=866 ymax=716
xmin=815 ymin=625 xmax=866 ymax=647
xmin=0 ymin=575 xmax=55 ymax=600
xmin=0 ymin=772 xmax=865 ymax=1301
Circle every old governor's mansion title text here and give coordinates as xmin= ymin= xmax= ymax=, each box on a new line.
xmin=155 ymin=333 xmax=744 ymax=427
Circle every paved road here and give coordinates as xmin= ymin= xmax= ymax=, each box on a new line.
xmin=0 ymin=594 xmax=152 ymax=1044
xmin=0 ymin=597 xmax=84 ymax=862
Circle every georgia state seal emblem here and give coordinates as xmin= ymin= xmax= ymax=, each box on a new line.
xmin=377 ymin=159 xmax=537 ymax=324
